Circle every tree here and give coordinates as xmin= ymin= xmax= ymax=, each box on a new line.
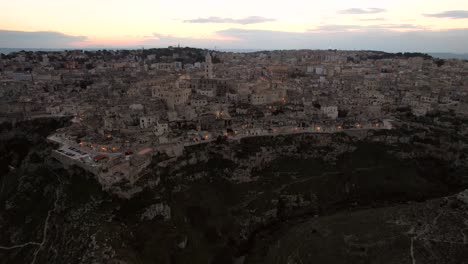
xmin=212 ymin=55 xmax=222 ymax=64
xmin=434 ymin=59 xmax=445 ymax=67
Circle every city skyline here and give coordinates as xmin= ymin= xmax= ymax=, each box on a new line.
xmin=1 ymin=0 xmax=468 ymax=52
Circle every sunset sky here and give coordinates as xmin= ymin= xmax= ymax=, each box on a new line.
xmin=1 ymin=0 xmax=468 ymax=52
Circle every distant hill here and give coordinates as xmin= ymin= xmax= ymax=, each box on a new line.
xmin=0 ymin=48 xmax=66 ymax=55
xmin=0 ymin=47 xmax=261 ymax=55
xmin=2 ymin=48 xmax=468 ymax=60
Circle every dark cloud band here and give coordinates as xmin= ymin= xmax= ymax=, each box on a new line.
xmin=0 ymin=30 xmax=87 ymax=48
xmin=423 ymin=10 xmax=468 ymax=19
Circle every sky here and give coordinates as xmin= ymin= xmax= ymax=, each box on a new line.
xmin=1 ymin=0 xmax=468 ymax=52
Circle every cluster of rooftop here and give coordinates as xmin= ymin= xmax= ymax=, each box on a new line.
xmin=1 ymin=48 xmax=467 ymax=187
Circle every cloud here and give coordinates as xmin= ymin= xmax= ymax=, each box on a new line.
xmin=310 ymin=24 xmax=424 ymax=32
xmin=183 ymin=16 xmax=276 ymax=25
xmin=338 ymin=8 xmax=386 ymax=14
xmin=423 ymin=10 xmax=468 ymax=19
xmin=0 ymin=30 xmax=87 ymax=48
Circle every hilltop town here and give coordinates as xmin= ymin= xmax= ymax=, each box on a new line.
xmin=1 ymin=48 xmax=468 ymax=188
xmin=2 ymin=48 xmax=468 ymax=264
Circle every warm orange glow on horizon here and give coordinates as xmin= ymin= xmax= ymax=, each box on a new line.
xmin=0 ymin=0 xmax=467 ymax=50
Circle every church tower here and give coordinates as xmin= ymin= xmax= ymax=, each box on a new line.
xmin=205 ymin=52 xmax=213 ymax=79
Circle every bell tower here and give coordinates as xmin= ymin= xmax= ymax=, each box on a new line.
xmin=205 ymin=52 xmax=213 ymax=79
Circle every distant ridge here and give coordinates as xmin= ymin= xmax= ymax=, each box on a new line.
xmin=1 ymin=48 xmax=468 ymax=60
xmin=0 ymin=48 xmax=67 ymax=54
xmin=0 ymin=47 xmax=262 ymax=55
